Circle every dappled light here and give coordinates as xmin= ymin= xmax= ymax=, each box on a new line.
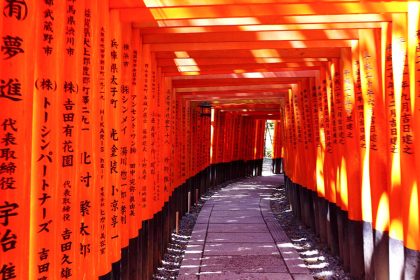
xmin=376 ymin=193 xmax=390 ymax=233
xmin=159 ymin=17 xmax=260 ymax=27
xmin=407 ymin=183 xmax=420 ymax=249
xmin=175 ymin=174 xmax=315 ymax=278
xmin=339 ymin=159 xmax=349 ymax=210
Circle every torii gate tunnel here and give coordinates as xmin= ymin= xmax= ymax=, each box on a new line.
xmin=1 ymin=0 xmax=420 ymax=279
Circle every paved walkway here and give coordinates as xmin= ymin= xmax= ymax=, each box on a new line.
xmin=178 ymin=175 xmax=313 ymax=280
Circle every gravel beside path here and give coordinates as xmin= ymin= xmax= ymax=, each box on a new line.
xmin=153 ymin=181 xmax=233 ymax=280
xmin=270 ymin=179 xmax=352 ymax=280
xmin=155 ymin=158 xmax=351 ymax=280
xmin=176 ymin=175 xmax=312 ymax=279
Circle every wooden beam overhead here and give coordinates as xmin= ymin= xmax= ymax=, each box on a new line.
xmin=155 ymin=48 xmax=343 ymax=58
xmin=138 ymin=22 xmax=384 ymax=34
xmin=176 ymin=84 xmax=294 ymax=93
xmin=171 ymin=70 xmax=320 ymax=80
xmin=157 ymin=57 xmax=327 ymax=67
xmin=143 ymin=29 xmax=361 ymax=44
xmin=141 ymin=0 xmax=360 ymax=8
xmin=131 ymin=13 xmax=392 ymax=28
xmin=172 ymin=77 xmax=309 ymax=88
xmin=118 ymin=3 xmax=406 ymax=22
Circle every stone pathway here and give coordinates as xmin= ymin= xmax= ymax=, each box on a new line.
xmin=178 ymin=175 xmax=313 ymax=280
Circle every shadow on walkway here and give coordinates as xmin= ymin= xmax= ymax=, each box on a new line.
xmin=178 ymin=175 xmax=313 ymax=280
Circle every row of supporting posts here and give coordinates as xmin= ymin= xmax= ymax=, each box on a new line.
xmin=272 ymin=158 xmax=283 ymax=174
xmin=285 ymin=174 xmax=420 ymax=279
xmin=285 ymin=175 xmax=364 ymax=279
xmin=99 ymin=159 xmax=263 ymax=280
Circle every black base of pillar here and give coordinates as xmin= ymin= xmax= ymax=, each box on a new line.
xmin=404 ymin=246 xmax=420 ymax=279
xmin=111 ymin=260 xmax=121 ymax=280
xmin=347 ymin=219 xmax=365 ymax=279
xmin=141 ymin=221 xmax=148 ymax=280
xmin=98 ymin=271 xmax=113 ymax=280
xmin=311 ymin=191 xmax=320 ymax=237
xmin=326 ymin=202 xmax=339 ymax=256
xmin=128 ymin=237 xmax=139 ymax=280
xmin=373 ymin=229 xmax=389 ymax=280
xmin=318 ymin=197 xmax=328 ymax=244
xmin=337 ymin=209 xmax=350 ymax=271
xmin=121 ymin=246 xmax=129 ymax=280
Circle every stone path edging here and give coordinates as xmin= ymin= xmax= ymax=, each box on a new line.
xmin=178 ymin=176 xmax=313 ymax=280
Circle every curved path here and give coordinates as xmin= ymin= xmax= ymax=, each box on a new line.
xmin=178 ymin=175 xmax=313 ymax=280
